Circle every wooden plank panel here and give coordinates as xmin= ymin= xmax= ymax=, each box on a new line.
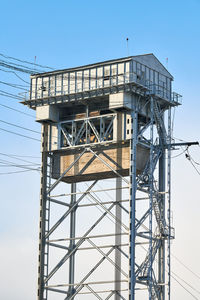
xmin=52 ymin=144 xmax=149 ymax=183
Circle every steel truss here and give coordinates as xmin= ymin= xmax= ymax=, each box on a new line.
xmin=37 ymin=95 xmax=174 ymax=300
xmin=59 ymin=113 xmax=115 ymax=147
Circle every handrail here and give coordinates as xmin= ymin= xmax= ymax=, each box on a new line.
xmin=25 ymin=72 xmax=182 ymax=105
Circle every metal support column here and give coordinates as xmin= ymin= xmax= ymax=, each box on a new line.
xmin=149 ymin=96 xmax=154 ymax=300
xmin=129 ymin=108 xmax=138 ymax=300
xmin=37 ymin=124 xmax=48 ymax=300
xmin=115 ymin=110 xmax=123 ymax=299
xmin=158 ymin=147 xmax=165 ymax=300
xmin=167 ymin=107 xmax=172 ymax=300
xmin=68 ymin=183 xmax=76 ymax=298
xmin=115 ymin=177 xmax=122 ymax=299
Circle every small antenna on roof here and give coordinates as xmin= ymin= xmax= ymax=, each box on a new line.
xmin=166 ymin=57 xmax=168 ymax=70
xmin=126 ymin=38 xmax=129 ymax=56
xmin=34 ymin=56 xmax=37 ymax=72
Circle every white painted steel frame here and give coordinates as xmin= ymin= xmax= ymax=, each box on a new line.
xmin=59 ymin=113 xmax=115 ymax=148
xmin=38 ymin=98 xmax=174 ymax=300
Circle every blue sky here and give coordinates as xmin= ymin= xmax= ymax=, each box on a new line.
xmin=0 ymin=1 xmax=200 ymax=299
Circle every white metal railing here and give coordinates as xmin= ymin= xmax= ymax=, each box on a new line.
xmin=171 ymin=92 xmax=182 ymax=104
xmin=146 ymin=82 xmax=182 ymax=104
xmin=26 ymin=72 xmax=182 ymax=105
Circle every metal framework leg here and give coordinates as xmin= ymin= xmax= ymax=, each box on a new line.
xmin=37 ymin=124 xmax=48 ymax=300
xmin=129 ymin=108 xmax=138 ymax=300
xmin=68 ymin=183 xmax=76 ymax=297
xmin=115 ymin=177 xmax=122 ymax=299
xmin=158 ymin=150 xmax=165 ymax=300
xmin=167 ymin=107 xmax=172 ymax=300
xmin=149 ymin=96 xmax=154 ymax=300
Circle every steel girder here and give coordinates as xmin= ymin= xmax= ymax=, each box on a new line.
xmin=37 ymin=96 xmax=173 ymax=300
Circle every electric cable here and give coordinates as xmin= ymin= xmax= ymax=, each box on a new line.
xmin=171 ymin=147 xmax=188 ymax=159
xmin=0 ymin=102 xmax=35 ymax=118
xmin=6 ymin=153 xmax=40 ymax=158
xmin=0 ymin=52 xmax=54 ymax=70
xmin=0 ymin=158 xmax=41 ymax=170
xmin=0 ymin=93 xmax=23 ymax=101
xmin=0 ymin=67 xmax=29 ymax=83
xmin=0 ymin=115 xmax=60 ymax=142
xmin=0 ymin=162 xmax=40 ymax=170
xmin=173 ymin=137 xmax=188 ymax=143
xmin=191 ymin=158 xmax=200 ymax=166
xmin=187 ymin=148 xmax=200 ymax=166
xmin=0 ymin=61 xmax=35 ymax=74
xmin=136 ymin=239 xmax=200 ymax=300
xmin=0 ymin=80 xmax=29 ymax=91
xmin=0 ymin=119 xmax=40 ymax=134
xmin=0 ymin=113 xmax=60 ymax=147
xmin=0 ymin=163 xmax=39 ymax=169
xmin=0 ymin=169 xmax=39 ymax=175
xmin=171 ymin=270 xmax=200 ymax=295
xmin=170 ymin=273 xmax=199 ymax=300
xmin=0 ymin=90 xmax=25 ymax=100
xmin=172 ymin=254 xmax=200 ymax=281
xmin=0 ymin=152 xmax=40 ymax=165
xmin=0 ymin=58 xmax=49 ymax=74
xmin=185 ymin=149 xmax=200 ymax=176
xmin=187 ymin=159 xmax=200 ymax=175
xmin=0 ymin=127 xmax=40 ymax=141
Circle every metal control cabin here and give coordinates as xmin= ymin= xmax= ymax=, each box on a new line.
xmin=23 ymin=54 xmax=181 ymax=300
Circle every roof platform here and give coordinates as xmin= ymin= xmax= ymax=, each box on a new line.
xmin=22 ymin=54 xmax=181 ymax=110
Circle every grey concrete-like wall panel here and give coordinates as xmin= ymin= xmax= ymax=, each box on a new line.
xmin=133 ymin=54 xmax=173 ymax=79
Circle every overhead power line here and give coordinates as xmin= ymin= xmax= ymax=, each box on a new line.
xmin=0 ymin=169 xmax=39 ymax=175
xmin=0 ymin=80 xmax=29 ymax=91
xmin=185 ymin=149 xmax=200 ymax=176
xmin=172 ymin=254 xmax=200 ymax=281
xmin=0 ymin=119 xmax=40 ymax=135
xmin=187 ymin=148 xmax=200 ymax=166
xmin=5 ymin=153 xmax=40 ymax=159
xmin=0 ymin=90 xmax=25 ymax=100
xmin=0 ymin=52 xmax=54 ymax=70
xmin=0 ymin=152 xmax=40 ymax=165
xmin=0 ymin=161 xmax=40 ymax=169
xmin=188 ymin=159 xmax=200 ymax=175
xmin=0 ymin=157 xmax=41 ymax=171
xmin=0 ymin=57 xmax=50 ymax=74
xmin=0 ymin=102 xmax=35 ymax=118
xmin=171 ymin=273 xmax=199 ymax=300
xmin=0 ymin=127 xmax=40 ymax=142
xmin=0 ymin=68 xmax=29 ymax=83
xmin=0 ymin=61 xmax=35 ymax=74
xmin=137 ymin=241 xmax=200 ymax=300
xmin=0 ymin=116 xmax=58 ymax=141
xmin=171 ymin=147 xmax=188 ymax=159
xmin=172 ymin=270 xmax=200 ymax=295
xmin=0 ymin=55 xmax=53 ymax=75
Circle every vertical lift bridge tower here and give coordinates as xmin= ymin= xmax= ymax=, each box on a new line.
xmin=24 ymin=54 xmax=181 ymax=300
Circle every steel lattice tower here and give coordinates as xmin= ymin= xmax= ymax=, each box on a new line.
xmin=23 ymin=54 xmax=181 ymax=300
